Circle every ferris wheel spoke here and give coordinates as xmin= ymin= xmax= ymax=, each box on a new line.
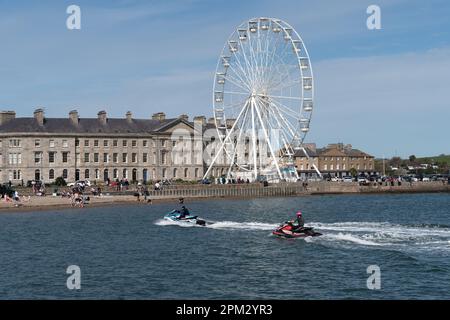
xmin=268 ymin=97 xmax=303 ymax=123
xmin=224 ymin=73 xmax=252 ymax=92
xmin=269 ymin=101 xmax=302 ymax=142
xmin=227 ymin=59 xmax=252 ymax=91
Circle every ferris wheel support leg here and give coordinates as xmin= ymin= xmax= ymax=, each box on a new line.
xmin=250 ymin=100 xmax=258 ymax=181
xmin=226 ymin=105 xmax=250 ymax=180
xmin=301 ymin=146 xmax=322 ymax=178
xmin=203 ymin=100 xmax=249 ymax=180
xmin=253 ymin=98 xmax=284 ymax=181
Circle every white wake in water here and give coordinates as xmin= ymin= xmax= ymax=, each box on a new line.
xmin=306 ymin=221 xmax=450 ymax=251
xmin=155 ymin=219 xmax=450 ymax=251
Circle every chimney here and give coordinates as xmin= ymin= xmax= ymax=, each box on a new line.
xmin=97 ymin=110 xmax=107 ymax=125
xmin=179 ymin=114 xmax=189 ymax=121
xmin=226 ymin=118 xmax=236 ymax=128
xmin=126 ymin=111 xmax=132 ymax=123
xmin=34 ymin=108 xmax=45 ymax=126
xmin=0 ymin=111 xmax=16 ymax=126
xmin=193 ymin=116 xmax=206 ymax=126
xmin=303 ymin=143 xmax=317 ymax=153
xmin=152 ymin=112 xmax=166 ymax=121
xmin=69 ymin=110 xmax=79 ymax=126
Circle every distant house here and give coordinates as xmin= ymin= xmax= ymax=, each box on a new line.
xmin=295 ymin=143 xmax=375 ymax=178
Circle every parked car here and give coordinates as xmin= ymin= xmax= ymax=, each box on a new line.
xmin=342 ymin=176 xmax=353 ymax=182
xmin=357 ymin=176 xmax=369 ymax=183
xmin=67 ymin=180 xmax=91 ymax=188
xmin=331 ymin=177 xmax=341 ymax=182
xmin=422 ymin=177 xmax=430 ymax=182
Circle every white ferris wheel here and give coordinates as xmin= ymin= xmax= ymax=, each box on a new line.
xmin=204 ymin=17 xmax=320 ymax=182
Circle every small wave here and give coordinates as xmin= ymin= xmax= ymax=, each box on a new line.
xmin=155 ymin=219 xmax=277 ymax=231
xmin=207 ymin=221 xmax=277 ymax=231
xmin=322 ymin=233 xmax=383 ymax=246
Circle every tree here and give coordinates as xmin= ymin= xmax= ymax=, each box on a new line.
xmin=409 ymin=155 xmax=416 ymax=163
xmin=55 ymin=177 xmax=67 ymax=186
xmin=350 ymin=168 xmax=358 ymax=177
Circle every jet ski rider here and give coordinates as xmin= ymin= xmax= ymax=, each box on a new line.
xmin=291 ymin=211 xmax=305 ymax=231
xmin=179 ymin=206 xmax=190 ymax=219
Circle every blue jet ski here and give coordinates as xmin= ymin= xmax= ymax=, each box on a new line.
xmin=164 ymin=210 xmax=206 ymax=226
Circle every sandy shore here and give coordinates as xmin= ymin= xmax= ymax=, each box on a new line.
xmin=0 ymin=195 xmax=158 ymax=213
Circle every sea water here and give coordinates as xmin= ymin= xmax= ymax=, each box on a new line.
xmin=0 ymin=193 xmax=449 ymax=299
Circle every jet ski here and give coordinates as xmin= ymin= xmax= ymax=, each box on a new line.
xmin=164 ymin=210 xmax=206 ymax=226
xmin=273 ymin=222 xmax=322 ymax=238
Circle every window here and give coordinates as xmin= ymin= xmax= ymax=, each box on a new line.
xmin=103 ymin=153 xmax=109 ymax=163
xmin=8 ymin=153 xmax=22 ymax=165
xmin=195 ymin=168 xmax=199 ymax=178
xmin=85 ymin=169 xmax=90 ymax=179
xmin=9 ymin=139 xmax=21 ymax=147
xmin=184 ymin=168 xmax=189 ymax=178
xmin=172 ymin=141 xmax=177 ymax=147
xmin=143 ymin=140 xmax=148 ymax=147
xmin=113 ymin=140 xmax=118 ymax=147
xmin=162 ymin=168 xmax=166 ymax=178
xmin=49 ymin=152 xmax=55 ymax=163
xmin=104 ymin=140 xmax=109 ymax=147
xmin=49 ymin=140 xmax=55 ymax=148
xmin=132 ymin=140 xmax=137 ymax=147
xmin=161 ymin=151 xmax=166 ymax=165
xmin=35 ymin=139 xmax=41 ymax=147
xmin=75 ymin=139 xmax=80 ymax=147
xmin=62 ymin=169 xmax=68 ymax=179
xmin=113 ymin=169 xmax=118 ymax=179
xmin=336 ymin=164 xmax=340 ymax=170
xmin=62 ymin=140 xmax=68 ymax=148
xmin=95 ymin=169 xmax=100 ymax=180
xmin=113 ymin=153 xmax=118 ymax=163
xmin=49 ymin=169 xmax=55 ymax=180
xmin=84 ymin=140 xmax=89 ymax=147
xmin=62 ymin=152 xmax=68 ymax=163
xmin=122 ymin=169 xmax=128 ymax=179
xmin=343 ymin=164 xmax=346 ymax=170
xmin=323 ymin=164 xmax=328 ymax=170
xmin=132 ymin=153 xmax=137 ymax=163
xmin=11 ymin=170 xmax=21 ymax=180
xmin=330 ymin=164 xmax=334 ymax=170
xmin=34 ymin=152 xmax=42 ymax=164
xmin=143 ymin=153 xmax=148 ymax=163
xmin=94 ymin=140 xmax=99 ymax=147
xmin=122 ymin=153 xmax=128 ymax=163
xmin=84 ymin=153 xmax=90 ymax=163
xmin=94 ymin=153 xmax=99 ymax=163
xmin=123 ymin=140 xmax=127 ymax=147
xmin=161 ymin=140 xmax=166 ymax=147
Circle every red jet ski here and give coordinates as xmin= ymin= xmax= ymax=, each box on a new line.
xmin=273 ymin=223 xmax=322 ymax=238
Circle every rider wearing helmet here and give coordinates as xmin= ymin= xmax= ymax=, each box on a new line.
xmin=294 ymin=211 xmax=305 ymax=230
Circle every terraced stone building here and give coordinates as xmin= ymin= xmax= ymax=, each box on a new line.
xmin=0 ymin=109 xmax=212 ymax=185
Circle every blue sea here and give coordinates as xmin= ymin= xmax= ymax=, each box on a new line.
xmin=0 ymin=193 xmax=449 ymax=299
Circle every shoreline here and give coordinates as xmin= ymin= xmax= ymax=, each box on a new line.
xmin=1 ymin=185 xmax=448 ymax=213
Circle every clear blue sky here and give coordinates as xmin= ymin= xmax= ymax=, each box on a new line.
xmin=1 ymin=0 xmax=449 ymax=158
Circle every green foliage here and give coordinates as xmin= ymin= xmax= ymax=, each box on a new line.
xmin=54 ymin=176 xmax=67 ymax=186
xmin=349 ymin=168 xmax=358 ymax=177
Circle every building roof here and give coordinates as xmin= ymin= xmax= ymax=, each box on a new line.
xmin=294 ymin=147 xmax=317 ymax=157
xmin=0 ymin=117 xmax=194 ymax=135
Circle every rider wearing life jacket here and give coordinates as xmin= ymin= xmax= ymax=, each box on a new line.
xmin=293 ymin=211 xmax=305 ymax=230
xmin=179 ymin=206 xmax=190 ymax=219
